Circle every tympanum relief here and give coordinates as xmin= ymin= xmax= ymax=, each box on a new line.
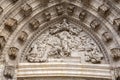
xmin=25 ymin=19 xmax=104 ymax=64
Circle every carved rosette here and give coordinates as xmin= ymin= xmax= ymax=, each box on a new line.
xmin=24 ymin=19 xmax=104 ymax=64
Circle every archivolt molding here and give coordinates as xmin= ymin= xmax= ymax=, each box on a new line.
xmin=0 ymin=0 xmax=120 ymax=80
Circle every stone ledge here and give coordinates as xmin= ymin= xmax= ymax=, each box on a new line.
xmin=17 ymin=63 xmax=112 ymax=79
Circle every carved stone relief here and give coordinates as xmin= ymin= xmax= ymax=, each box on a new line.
xmin=24 ymin=19 xmax=104 ymax=64
xmin=29 ymin=19 xmax=40 ymax=31
xmin=21 ymin=3 xmax=32 ymax=17
xmin=56 ymin=5 xmax=64 ymax=16
xmin=98 ymin=4 xmax=110 ymax=17
xmin=113 ymin=18 xmax=120 ymax=31
xmin=90 ymin=19 xmax=100 ymax=31
xmin=4 ymin=65 xmax=15 ymax=79
xmin=102 ymin=32 xmax=112 ymax=43
xmin=0 ymin=36 xmax=6 ymax=53
xmin=79 ymin=10 xmax=87 ymax=21
xmin=11 ymin=0 xmax=18 ymax=3
xmin=111 ymin=48 xmax=120 ymax=60
xmin=67 ymin=4 xmax=75 ymax=16
xmin=18 ymin=31 xmax=28 ymax=43
xmin=8 ymin=47 xmax=19 ymax=60
xmin=4 ymin=18 xmax=17 ymax=32
xmin=43 ymin=11 xmax=51 ymax=21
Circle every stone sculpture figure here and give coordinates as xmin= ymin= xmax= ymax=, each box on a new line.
xmin=26 ymin=19 xmax=104 ymax=64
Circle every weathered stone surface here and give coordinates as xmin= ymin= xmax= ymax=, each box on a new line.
xmin=90 ymin=19 xmax=100 ymax=31
xmin=67 ymin=4 xmax=75 ymax=15
xmin=79 ymin=10 xmax=87 ymax=21
xmin=18 ymin=31 xmax=28 ymax=43
xmin=56 ymin=5 xmax=64 ymax=15
xmin=81 ymin=0 xmax=91 ymax=6
xmin=25 ymin=19 xmax=104 ymax=64
xmin=21 ymin=4 xmax=32 ymax=17
xmin=4 ymin=18 xmax=17 ymax=32
xmin=8 ymin=47 xmax=19 ymax=60
xmin=102 ymin=32 xmax=112 ymax=42
xmin=98 ymin=4 xmax=110 ymax=17
xmin=29 ymin=19 xmax=40 ymax=30
xmin=0 ymin=6 xmax=3 ymax=14
xmin=43 ymin=11 xmax=51 ymax=21
xmin=4 ymin=65 xmax=15 ymax=79
xmin=111 ymin=48 xmax=120 ymax=60
xmin=113 ymin=18 xmax=120 ymax=31
xmin=0 ymin=36 xmax=6 ymax=52
xmin=10 ymin=0 xmax=19 ymax=3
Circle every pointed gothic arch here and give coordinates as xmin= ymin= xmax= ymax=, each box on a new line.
xmin=0 ymin=0 xmax=120 ymax=80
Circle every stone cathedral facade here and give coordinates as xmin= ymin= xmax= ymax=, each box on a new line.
xmin=0 ymin=0 xmax=120 ymax=80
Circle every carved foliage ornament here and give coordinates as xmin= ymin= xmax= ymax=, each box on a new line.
xmin=25 ymin=19 xmax=104 ymax=64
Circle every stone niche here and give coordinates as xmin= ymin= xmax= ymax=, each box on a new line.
xmin=21 ymin=19 xmax=106 ymax=64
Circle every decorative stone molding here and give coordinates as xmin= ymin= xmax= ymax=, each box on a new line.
xmin=102 ymin=32 xmax=112 ymax=42
xmin=43 ymin=11 xmax=51 ymax=21
xmin=113 ymin=18 xmax=120 ymax=31
xmin=8 ymin=47 xmax=19 ymax=60
xmin=111 ymin=48 xmax=120 ymax=60
xmin=3 ymin=65 xmax=15 ymax=79
xmin=29 ymin=19 xmax=40 ymax=31
xmin=21 ymin=3 xmax=32 ymax=17
xmin=4 ymin=18 xmax=17 ymax=32
xmin=56 ymin=5 xmax=64 ymax=16
xmin=0 ymin=6 xmax=3 ymax=14
xmin=79 ymin=10 xmax=87 ymax=21
xmin=18 ymin=31 xmax=28 ymax=43
xmin=90 ymin=19 xmax=100 ymax=31
xmin=67 ymin=4 xmax=75 ymax=16
xmin=98 ymin=4 xmax=110 ymax=17
xmin=0 ymin=36 xmax=6 ymax=52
